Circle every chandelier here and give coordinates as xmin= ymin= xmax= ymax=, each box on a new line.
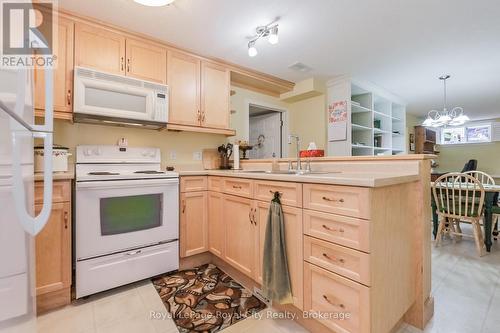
xmin=423 ymin=75 xmax=469 ymax=127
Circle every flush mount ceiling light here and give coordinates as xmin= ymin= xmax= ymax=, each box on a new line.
xmin=423 ymin=75 xmax=469 ymax=128
xmin=247 ymin=23 xmax=279 ymax=57
xmin=133 ymin=0 xmax=175 ymax=7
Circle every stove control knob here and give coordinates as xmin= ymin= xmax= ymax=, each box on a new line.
xmin=149 ymin=151 xmax=156 ymax=158
xmin=141 ymin=151 xmax=148 ymax=156
xmin=84 ymin=148 xmax=92 ymax=156
xmin=93 ymin=148 xmax=101 ymax=156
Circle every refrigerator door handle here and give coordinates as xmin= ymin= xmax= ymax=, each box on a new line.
xmin=10 ymin=67 xmax=55 ymax=236
xmin=32 ymin=68 xmax=54 ymax=133
xmin=12 ymin=131 xmax=53 ymax=236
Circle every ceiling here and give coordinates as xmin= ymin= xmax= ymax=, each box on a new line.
xmin=59 ymin=0 xmax=500 ymax=120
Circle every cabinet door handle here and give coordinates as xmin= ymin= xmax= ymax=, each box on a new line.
xmin=252 ymin=208 xmax=257 ymax=225
xmin=66 ymin=90 xmax=71 ymax=105
xmin=127 ymin=58 xmax=130 ymax=72
xmin=269 ymin=190 xmax=283 ymax=195
xmin=249 ymin=209 xmax=253 ymax=224
xmin=232 ymin=185 xmax=242 ymax=189
xmin=182 ymin=200 xmax=186 ymax=213
xmin=322 ymin=196 xmax=344 ymax=203
xmin=64 ymin=211 xmax=68 ymax=229
xmin=322 ymin=295 xmax=346 ymax=309
xmin=322 ymin=224 xmax=344 ymax=233
xmin=120 ymin=57 xmax=124 ymax=71
xmin=322 ymin=253 xmax=345 ymax=263
xmin=201 ymin=111 xmax=206 ymax=123
xmin=197 ymin=110 xmax=201 ymax=124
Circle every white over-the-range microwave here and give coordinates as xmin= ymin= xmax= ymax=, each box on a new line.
xmin=73 ymin=67 xmax=169 ymax=129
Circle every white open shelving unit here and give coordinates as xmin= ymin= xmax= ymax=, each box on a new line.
xmin=327 ymin=77 xmax=407 ymax=157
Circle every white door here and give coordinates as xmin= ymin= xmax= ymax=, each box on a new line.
xmin=249 ymin=112 xmax=282 ymax=159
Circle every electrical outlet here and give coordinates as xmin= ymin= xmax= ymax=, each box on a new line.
xmin=192 ymin=151 xmax=202 ymax=161
xmin=169 ymin=151 xmax=177 ymax=160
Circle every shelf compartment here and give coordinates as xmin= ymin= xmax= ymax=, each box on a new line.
xmin=352 ymin=123 xmax=372 ymax=131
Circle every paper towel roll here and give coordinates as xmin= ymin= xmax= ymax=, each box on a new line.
xmin=233 ymin=144 xmax=240 ymax=170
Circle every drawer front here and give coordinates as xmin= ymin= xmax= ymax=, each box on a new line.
xmin=304 ymin=263 xmax=370 ymax=333
xmin=303 ymin=184 xmax=370 ymax=219
xmin=303 ymin=209 xmax=370 ymax=253
xmin=180 ymin=176 xmax=208 ymax=192
xmin=254 ymin=180 xmax=302 ymax=207
xmin=304 ymin=236 xmax=370 ymax=286
xmin=35 ymin=180 xmax=71 ymax=204
xmin=222 ymin=178 xmax=253 ymax=198
xmin=208 ymin=176 xmax=223 ymax=192
xmin=76 ymin=241 xmax=179 ymax=298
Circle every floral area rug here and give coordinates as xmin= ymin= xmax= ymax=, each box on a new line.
xmin=152 ymin=264 xmax=266 ymax=332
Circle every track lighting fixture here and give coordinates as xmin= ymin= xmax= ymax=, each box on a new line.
xmin=246 ymin=23 xmax=279 ymax=57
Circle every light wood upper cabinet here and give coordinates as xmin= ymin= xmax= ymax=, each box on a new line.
xmin=75 ymin=23 xmax=126 ymax=75
xmin=126 ymin=38 xmax=167 ymax=84
xmin=255 ymin=201 xmax=304 ymax=310
xmin=180 ymin=191 xmax=208 ymax=257
xmin=201 ymin=61 xmax=230 ymax=129
xmin=34 ymin=15 xmax=74 ymax=119
xmin=208 ymin=191 xmax=224 ymax=257
xmin=167 ymin=51 xmax=201 ymax=127
xmin=223 ymin=194 xmax=257 ymax=278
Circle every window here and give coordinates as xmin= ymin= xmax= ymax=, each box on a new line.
xmin=466 ymin=125 xmax=491 ymax=143
xmin=440 ymin=124 xmax=492 ymax=145
xmin=442 ymin=127 xmax=466 ymax=144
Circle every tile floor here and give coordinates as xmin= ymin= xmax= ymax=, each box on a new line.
xmin=37 ymin=224 xmax=500 ymax=333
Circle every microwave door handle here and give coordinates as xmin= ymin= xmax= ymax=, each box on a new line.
xmin=12 ymin=131 xmax=53 ymax=236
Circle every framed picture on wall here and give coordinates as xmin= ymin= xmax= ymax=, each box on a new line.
xmin=409 ymin=133 xmax=415 ymax=151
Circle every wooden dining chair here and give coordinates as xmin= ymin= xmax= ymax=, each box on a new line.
xmin=433 ymin=172 xmax=486 ymax=256
xmin=463 ymin=170 xmax=495 ymax=186
xmin=492 ymin=199 xmax=500 ymax=241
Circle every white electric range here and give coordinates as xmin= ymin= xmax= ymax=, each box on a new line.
xmin=75 ymin=145 xmax=179 ymax=298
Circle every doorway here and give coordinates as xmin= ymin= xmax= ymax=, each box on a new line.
xmin=248 ymin=103 xmax=287 ymax=159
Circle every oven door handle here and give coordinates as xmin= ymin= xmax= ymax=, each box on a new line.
xmin=76 ymin=178 xmax=179 ymax=189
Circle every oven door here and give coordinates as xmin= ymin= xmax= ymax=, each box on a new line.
xmin=75 ymin=178 xmax=178 ymax=260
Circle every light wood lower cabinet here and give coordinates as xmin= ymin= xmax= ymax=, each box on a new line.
xmin=35 ymin=180 xmax=72 ymax=314
xmin=180 ymin=191 xmax=208 ymax=257
xmin=208 ymin=191 xmax=224 ymax=257
xmin=304 ymin=262 xmax=370 ymax=333
xmin=255 ymin=201 xmax=303 ymax=310
xmin=222 ymin=194 xmax=257 ymax=278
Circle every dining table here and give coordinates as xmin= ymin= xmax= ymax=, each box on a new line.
xmin=431 ymin=182 xmax=500 ymax=252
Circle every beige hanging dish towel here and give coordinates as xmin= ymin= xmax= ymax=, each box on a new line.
xmin=262 ymin=192 xmax=293 ymax=304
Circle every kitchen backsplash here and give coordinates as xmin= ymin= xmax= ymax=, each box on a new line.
xmin=49 ymin=119 xmax=227 ymax=169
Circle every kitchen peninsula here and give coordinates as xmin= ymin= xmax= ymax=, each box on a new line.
xmin=176 ymin=154 xmax=434 ymax=333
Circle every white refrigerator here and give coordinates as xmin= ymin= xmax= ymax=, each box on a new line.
xmin=0 ymin=66 xmax=54 ymax=333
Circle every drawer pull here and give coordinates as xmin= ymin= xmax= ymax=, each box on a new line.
xmin=322 ymin=224 xmax=345 ymax=233
xmin=322 ymin=253 xmax=345 ymax=263
xmin=232 ymin=185 xmax=242 ymax=189
xmin=322 ymin=196 xmax=344 ymax=203
xmin=269 ymin=190 xmax=283 ymax=195
xmin=322 ymin=295 xmax=346 ymax=309
xmin=182 ymin=200 xmax=186 ymax=213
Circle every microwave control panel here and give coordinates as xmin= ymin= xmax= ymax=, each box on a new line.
xmin=154 ymin=91 xmax=168 ymax=122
